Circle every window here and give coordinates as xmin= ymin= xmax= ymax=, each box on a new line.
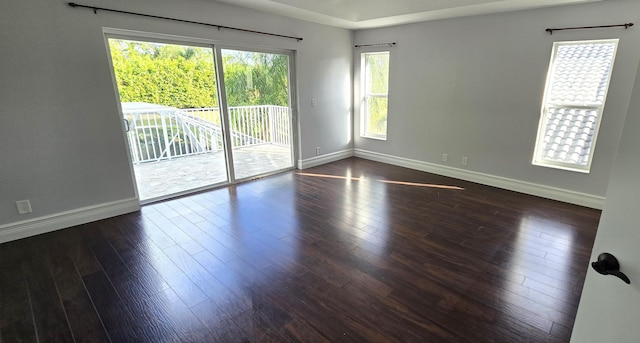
xmin=533 ymin=39 xmax=618 ymax=173
xmin=361 ymin=52 xmax=390 ymax=139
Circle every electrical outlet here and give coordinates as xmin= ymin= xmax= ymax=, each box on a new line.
xmin=462 ymin=156 xmax=468 ymax=166
xmin=16 ymin=200 xmax=32 ymax=215
xmin=311 ymin=98 xmax=317 ymax=107
xmin=441 ymin=153 xmax=448 ymax=162
xmin=316 ymin=147 xmax=320 ymax=155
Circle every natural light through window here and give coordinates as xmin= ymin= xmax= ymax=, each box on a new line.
xmin=296 ymin=173 xmax=464 ymax=190
xmin=361 ymin=51 xmax=389 ymax=140
xmin=533 ymin=39 xmax=618 ymax=173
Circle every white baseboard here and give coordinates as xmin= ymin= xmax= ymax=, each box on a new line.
xmin=298 ymin=149 xmax=354 ymax=169
xmin=0 ymin=198 xmax=140 ymax=244
xmin=0 ymin=149 xmax=602 ymax=245
xmin=353 ymin=149 xmax=604 ymax=209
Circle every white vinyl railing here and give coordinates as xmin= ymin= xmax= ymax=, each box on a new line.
xmin=123 ymin=105 xmax=290 ymax=164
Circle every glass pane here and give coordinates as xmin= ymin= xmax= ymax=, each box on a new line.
xmin=365 ymin=96 xmax=388 ymax=136
xmin=366 ymin=53 xmax=389 ymax=94
xmin=540 ymin=107 xmax=598 ymax=166
xmin=549 ymin=42 xmax=616 ymax=105
xmin=221 ymin=49 xmax=293 ymax=180
xmin=535 ymin=40 xmax=617 ymax=170
xmin=108 ymin=38 xmax=228 ymax=202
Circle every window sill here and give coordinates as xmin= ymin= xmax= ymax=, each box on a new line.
xmin=532 ymin=160 xmax=590 ymax=174
xmin=361 ymin=134 xmax=387 ymax=141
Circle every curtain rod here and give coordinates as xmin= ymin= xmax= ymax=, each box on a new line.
xmin=546 ymin=23 xmax=633 ymax=35
xmin=67 ymin=2 xmax=303 ymax=42
xmin=355 ymin=42 xmax=397 ymax=48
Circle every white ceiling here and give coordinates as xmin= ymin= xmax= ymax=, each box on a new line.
xmin=214 ymin=0 xmax=603 ymax=29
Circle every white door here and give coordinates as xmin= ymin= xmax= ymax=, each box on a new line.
xmin=571 ymin=63 xmax=640 ymax=341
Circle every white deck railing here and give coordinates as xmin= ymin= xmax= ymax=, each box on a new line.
xmin=123 ymin=105 xmax=290 ymax=164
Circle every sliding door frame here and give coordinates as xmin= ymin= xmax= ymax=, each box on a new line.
xmin=216 ymin=43 xmax=298 ymax=183
xmin=103 ymin=28 xmax=299 ymax=203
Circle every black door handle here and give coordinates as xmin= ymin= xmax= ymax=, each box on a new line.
xmin=591 ymin=252 xmax=631 ymax=284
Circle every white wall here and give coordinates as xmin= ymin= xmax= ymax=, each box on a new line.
xmin=571 ymin=54 xmax=640 ymax=342
xmin=0 ymin=0 xmax=352 ymax=229
xmin=353 ymin=0 xmax=640 ymax=199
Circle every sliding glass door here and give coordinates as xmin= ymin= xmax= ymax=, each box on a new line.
xmin=108 ymin=38 xmax=229 ymax=202
xmin=221 ymin=48 xmax=294 ymax=180
xmin=107 ymin=36 xmax=296 ymax=202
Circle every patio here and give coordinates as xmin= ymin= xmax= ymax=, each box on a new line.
xmin=133 ymin=143 xmax=292 ymax=201
xmin=121 ymin=102 xmax=294 ymax=201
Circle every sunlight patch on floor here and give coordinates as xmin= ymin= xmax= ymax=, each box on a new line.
xmin=296 ymin=172 xmax=465 ymax=190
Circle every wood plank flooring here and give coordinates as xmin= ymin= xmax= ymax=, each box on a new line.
xmin=0 ymin=158 xmax=601 ymax=342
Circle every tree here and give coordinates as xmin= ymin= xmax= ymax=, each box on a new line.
xmin=222 ymin=50 xmax=289 ymax=107
xmin=108 ymin=39 xmax=218 ymax=109
xmin=108 ymin=40 xmax=290 ymax=109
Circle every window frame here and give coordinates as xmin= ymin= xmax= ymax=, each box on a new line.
xmin=532 ymin=39 xmax=619 ymax=173
xmin=360 ymin=51 xmax=390 ymax=140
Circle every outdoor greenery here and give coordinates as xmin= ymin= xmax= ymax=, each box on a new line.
xmin=109 ymin=40 xmax=217 ymax=109
xmin=364 ymin=52 xmax=390 ymax=137
xmin=222 ymin=49 xmax=289 ymax=107
xmin=108 ymin=39 xmax=289 ymax=109
xmin=109 ymin=39 xmax=291 ymax=161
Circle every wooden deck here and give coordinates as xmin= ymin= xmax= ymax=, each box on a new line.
xmin=133 ymin=144 xmax=292 ymax=201
xmin=0 ymin=158 xmax=600 ymax=342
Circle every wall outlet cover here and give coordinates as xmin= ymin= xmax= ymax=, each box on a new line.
xmin=16 ymin=200 xmax=32 ymax=215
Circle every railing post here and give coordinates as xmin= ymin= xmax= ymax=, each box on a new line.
xmin=129 ymin=114 xmax=140 ymax=163
xmin=161 ymin=112 xmax=172 ymax=160
xmin=214 ymin=108 xmax=220 ymax=151
xmin=269 ymin=106 xmax=275 ymax=144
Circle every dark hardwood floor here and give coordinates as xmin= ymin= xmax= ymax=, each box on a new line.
xmin=0 ymin=158 xmax=601 ymax=342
